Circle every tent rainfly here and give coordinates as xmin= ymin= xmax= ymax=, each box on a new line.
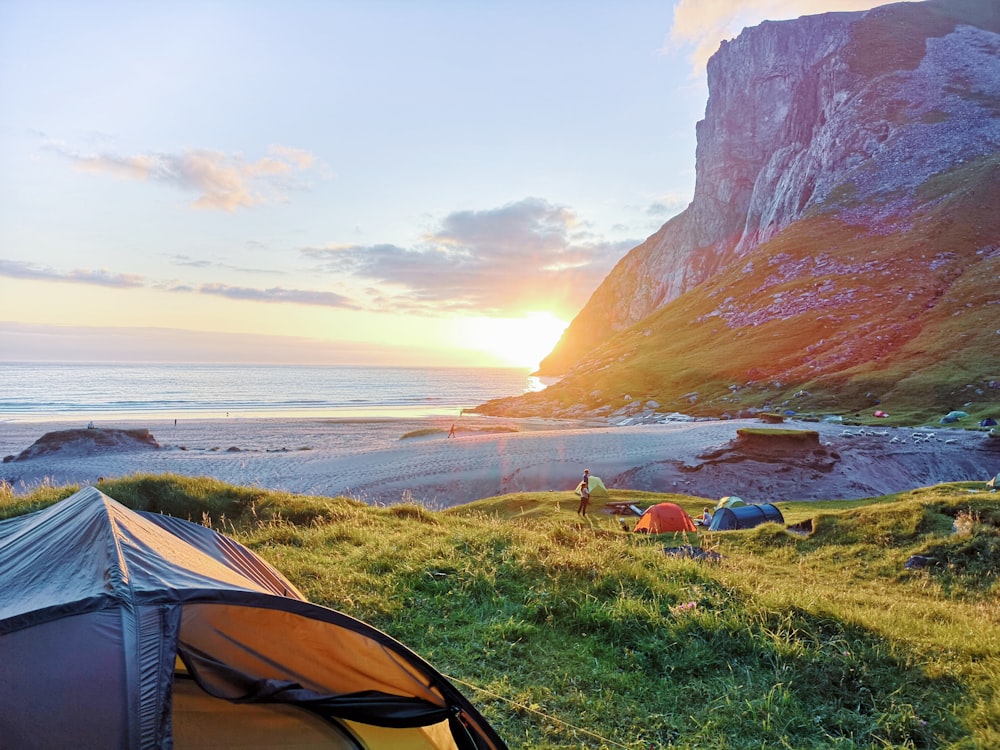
xmin=708 ymin=503 xmax=785 ymax=532
xmin=714 ymin=496 xmax=747 ymax=510
xmin=633 ymin=503 xmax=697 ymax=534
xmin=575 ymin=475 xmax=609 ymax=498
xmin=0 ymin=487 xmax=507 ymax=750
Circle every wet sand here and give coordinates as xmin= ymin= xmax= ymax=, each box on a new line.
xmin=2 ymin=415 xmax=996 ymax=508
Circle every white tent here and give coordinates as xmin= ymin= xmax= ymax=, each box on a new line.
xmin=0 ymin=487 xmax=505 ymax=749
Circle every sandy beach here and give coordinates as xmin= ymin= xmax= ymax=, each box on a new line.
xmin=2 ymin=415 xmax=997 ymax=508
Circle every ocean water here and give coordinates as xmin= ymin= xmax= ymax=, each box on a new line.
xmin=0 ymin=363 xmax=547 ymax=422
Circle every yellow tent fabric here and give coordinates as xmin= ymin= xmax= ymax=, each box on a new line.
xmin=715 ymin=495 xmax=747 ymax=510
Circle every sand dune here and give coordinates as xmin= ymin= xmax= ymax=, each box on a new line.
xmin=2 ymin=416 xmax=996 ymax=508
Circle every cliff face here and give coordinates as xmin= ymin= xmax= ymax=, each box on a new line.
xmin=539 ymin=0 xmax=1000 ymax=376
xmin=481 ymin=0 xmax=999 ymax=424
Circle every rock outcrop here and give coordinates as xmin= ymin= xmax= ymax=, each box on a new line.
xmin=539 ymin=0 xmax=1000 ymax=376
xmin=483 ymin=0 xmax=999 ymax=423
xmin=690 ymin=428 xmax=837 ymax=474
xmin=5 ymin=428 xmax=160 ymax=462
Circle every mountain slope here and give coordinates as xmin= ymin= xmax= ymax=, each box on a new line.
xmin=483 ymin=0 xmax=1000 ymax=423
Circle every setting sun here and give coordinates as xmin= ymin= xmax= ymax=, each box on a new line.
xmin=457 ymin=312 xmax=568 ymax=370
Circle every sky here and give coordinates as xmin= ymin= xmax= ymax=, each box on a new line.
xmin=0 ymin=0 xmax=885 ymax=369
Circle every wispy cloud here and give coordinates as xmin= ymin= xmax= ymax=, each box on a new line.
xmin=3 ymin=195 xmax=635 ymax=319
xmin=645 ymin=192 xmax=691 ymax=218
xmin=1 ymin=258 xmax=360 ymax=309
xmin=195 ymin=283 xmax=361 ymax=309
xmin=0 ymin=259 xmax=145 ymax=288
xmin=667 ymin=0 xmax=883 ymax=75
xmin=167 ymin=253 xmax=281 ymax=275
xmin=45 ymin=141 xmax=317 ymax=211
xmin=302 ymin=198 xmax=635 ymax=317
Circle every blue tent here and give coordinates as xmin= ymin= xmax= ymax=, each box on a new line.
xmin=708 ymin=503 xmax=785 ymax=531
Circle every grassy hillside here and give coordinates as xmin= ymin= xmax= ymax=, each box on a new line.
xmin=3 ymin=476 xmax=998 ymax=749
xmin=479 ymin=155 xmax=1000 ymax=426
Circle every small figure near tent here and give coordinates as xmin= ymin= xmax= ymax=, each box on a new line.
xmin=447 ymin=423 xmax=457 ymax=438
xmin=714 ymin=495 xmax=746 ymax=511
xmin=698 ymin=507 xmax=713 ymax=526
xmin=576 ymin=469 xmax=591 ymax=516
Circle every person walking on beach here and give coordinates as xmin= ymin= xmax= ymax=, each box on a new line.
xmin=577 ymin=469 xmax=591 ymax=517
xmin=448 ymin=423 xmax=456 ymax=438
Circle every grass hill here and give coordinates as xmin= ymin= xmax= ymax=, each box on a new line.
xmin=4 ymin=476 xmax=998 ymax=749
xmin=477 ymin=154 xmax=1000 ymax=426
xmin=505 ymin=1 xmax=1000 ymax=426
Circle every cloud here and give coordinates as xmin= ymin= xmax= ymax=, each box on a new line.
xmin=3 ymin=194 xmax=638 ymax=320
xmin=645 ymin=192 xmax=691 ymax=218
xmin=0 ymin=259 xmax=145 ymax=288
xmin=667 ymin=0 xmax=884 ymax=75
xmin=46 ymin=142 xmax=317 ymax=211
xmin=1 ymin=258 xmax=359 ymax=309
xmin=196 ymin=283 xmax=361 ymax=310
xmin=167 ymin=253 xmax=281 ymax=275
xmin=302 ymin=197 xmax=635 ymax=317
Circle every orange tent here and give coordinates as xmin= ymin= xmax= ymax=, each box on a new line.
xmin=633 ymin=502 xmax=697 ymax=534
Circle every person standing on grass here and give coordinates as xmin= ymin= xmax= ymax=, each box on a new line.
xmin=577 ymin=469 xmax=591 ymax=517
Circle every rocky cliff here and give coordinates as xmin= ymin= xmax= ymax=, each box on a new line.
xmin=482 ymin=0 xmax=999 ymax=425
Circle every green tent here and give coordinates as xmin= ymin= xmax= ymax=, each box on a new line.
xmin=575 ymin=475 xmax=609 ymax=498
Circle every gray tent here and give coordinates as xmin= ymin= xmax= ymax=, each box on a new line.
xmin=708 ymin=503 xmax=785 ymax=531
xmin=0 ymin=487 xmax=505 ymax=749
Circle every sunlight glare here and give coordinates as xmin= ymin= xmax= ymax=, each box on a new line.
xmin=458 ymin=312 xmax=568 ymax=370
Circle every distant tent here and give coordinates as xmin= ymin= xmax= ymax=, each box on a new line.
xmin=714 ymin=495 xmax=747 ymax=510
xmin=987 ymin=473 xmax=1000 ymax=489
xmin=873 ymin=410 xmax=889 ymax=418
xmin=940 ymin=410 xmax=969 ymax=424
xmin=633 ymin=503 xmax=697 ymax=534
xmin=0 ymin=487 xmax=506 ymax=749
xmin=980 ymin=417 xmax=997 ymax=427
xmin=708 ymin=503 xmax=785 ymax=532
xmin=575 ymin=475 xmax=609 ymax=498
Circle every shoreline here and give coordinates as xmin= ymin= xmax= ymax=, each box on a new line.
xmin=2 ymin=415 xmax=996 ymax=508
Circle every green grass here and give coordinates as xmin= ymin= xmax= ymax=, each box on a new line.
xmin=3 ymin=476 xmax=998 ymax=749
xmin=400 ymin=427 xmax=447 ymax=439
